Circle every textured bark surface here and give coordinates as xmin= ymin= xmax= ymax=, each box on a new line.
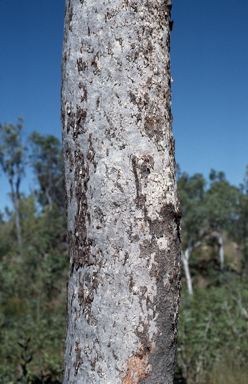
xmin=61 ymin=1 xmax=181 ymax=383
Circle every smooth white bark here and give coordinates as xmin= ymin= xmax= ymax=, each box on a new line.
xmin=217 ymin=232 xmax=224 ymax=272
xmin=181 ymin=242 xmax=200 ymax=295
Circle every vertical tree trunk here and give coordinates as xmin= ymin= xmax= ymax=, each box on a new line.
xmin=14 ymin=197 xmax=22 ymax=253
xmin=61 ymin=1 xmax=181 ymax=383
xmin=181 ymin=249 xmax=193 ymax=295
xmin=217 ymin=231 xmax=224 ymax=273
xmin=10 ymin=180 xmax=22 ymax=256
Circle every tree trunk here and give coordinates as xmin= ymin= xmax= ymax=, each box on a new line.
xmin=61 ymin=1 xmax=181 ymax=383
xmin=217 ymin=231 xmax=224 ymax=273
xmin=181 ymin=249 xmax=193 ymax=295
xmin=14 ymin=197 xmax=22 ymax=254
xmin=10 ymin=180 xmax=22 ymax=256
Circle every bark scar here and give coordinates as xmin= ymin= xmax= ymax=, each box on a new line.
xmin=122 ymin=345 xmax=152 ymax=383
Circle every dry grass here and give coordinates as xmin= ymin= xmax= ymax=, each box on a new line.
xmin=204 ymin=362 xmax=248 ymax=384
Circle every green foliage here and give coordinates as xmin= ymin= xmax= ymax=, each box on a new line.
xmin=28 ymin=132 xmax=65 ymax=211
xmin=0 ymin=193 xmax=67 ymax=383
xmin=205 ymin=170 xmax=239 ymax=232
xmin=176 ymin=277 xmax=248 ymax=383
xmin=177 ymin=166 xmax=207 ymax=248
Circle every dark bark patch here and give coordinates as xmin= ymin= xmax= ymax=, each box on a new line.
xmin=96 ymin=96 xmax=100 ymax=108
xmin=138 ymin=202 xmax=181 ymax=382
xmin=61 ymin=109 xmax=65 ymax=130
xmin=132 ymin=155 xmax=154 ymax=207
xmin=81 ymin=85 xmax=87 ymax=102
xmin=65 ymin=145 xmax=74 ymax=173
xmin=87 ymin=133 xmax=97 ymax=171
xmin=129 ymin=91 xmax=137 ymax=104
xmin=74 ymin=106 xmax=87 ymax=139
xmin=68 ymin=146 xmax=92 ymax=273
xmin=144 ymin=115 xmax=164 ymax=143
xmin=139 ymin=286 xmax=147 ymax=296
xmin=70 ymin=182 xmax=73 ymax=202
xmin=131 ymin=234 xmax=140 ymax=242
xmin=78 ymin=269 xmax=100 ymax=326
xmin=104 ymin=112 xmax=116 ymax=141
xmin=91 ymin=52 xmax=100 ymax=73
xmin=129 ymin=275 xmax=134 ymax=293
xmin=94 ymin=206 xmax=103 ymax=223
xmin=144 ymin=116 xmax=154 ymax=138
xmin=173 ymin=210 xmax=182 ymax=242
xmin=67 ymin=113 xmax=75 ymax=134
xmin=77 ymin=58 xmax=87 ymax=73
xmin=123 ymin=251 xmax=129 ymax=265
xmin=73 ymin=341 xmax=83 ymax=375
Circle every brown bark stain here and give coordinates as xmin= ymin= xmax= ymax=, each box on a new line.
xmin=122 ymin=345 xmax=152 ymax=384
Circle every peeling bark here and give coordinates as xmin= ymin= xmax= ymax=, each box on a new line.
xmin=61 ymin=1 xmax=181 ymax=383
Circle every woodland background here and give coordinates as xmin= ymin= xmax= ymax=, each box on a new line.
xmin=0 ymin=120 xmax=247 ymax=384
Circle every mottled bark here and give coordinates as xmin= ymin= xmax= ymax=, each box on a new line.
xmin=61 ymin=1 xmax=181 ymax=383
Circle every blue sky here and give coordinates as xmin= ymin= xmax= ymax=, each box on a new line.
xmin=0 ymin=0 xmax=247 ymax=211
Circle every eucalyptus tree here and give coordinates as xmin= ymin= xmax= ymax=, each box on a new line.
xmin=61 ymin=0 xmax=181 ymax=383
xmin=177 ymin=167 xmax=207 ymax=294
xmin=0 ymin=118 xmax=27 ymax=254
xmin=229 ymin=166 xmax=248 ymax=271
xmin=29 ymin=132 xmax=65 ymax=213
xmin=205 ymin=170 xmax=238 ymax=273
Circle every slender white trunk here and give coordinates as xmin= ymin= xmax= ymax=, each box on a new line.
xmin=181 ymin=242 xmax=200 ymax=295
xmin=181 ymin=249 xmax=193 ymax=295
xmin=61 ymin=1 xmax=181 ymax=383
xmin=217 ymin=232 xmax=224 ymax=272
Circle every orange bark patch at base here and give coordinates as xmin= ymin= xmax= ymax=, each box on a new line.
xmin=122 ymin=347 xmax=152 ymax=383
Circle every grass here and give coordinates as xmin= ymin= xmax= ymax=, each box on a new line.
xmin=204 ymin=360 xmax=248 ymax=384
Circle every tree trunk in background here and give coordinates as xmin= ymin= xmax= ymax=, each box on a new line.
xmin=61 ymin=1 xmax=181 ymax=383
xmin=217 ymin=232 xmax=224 ymax=273
xmin=181 ymin=249 xmax=193 ymax=295
xmin=10 ymin=181 xmax=22 ymax=256
xmin=13 ymin=197 xmax=22 ymax=253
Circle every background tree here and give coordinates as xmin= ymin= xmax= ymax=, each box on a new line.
xmin=29 ymin=132 xmax=65 ymax=215
xmin=61 ymin=0 xmax=181 ymax=382
xmin=0 ymin=118 xmax=27 ymax=254
xmin=229 ymin=165 xmax=248 ymax=272
xmin=205 ymin=170 xmax=238 ymax=274
xmin=177 ymin=166 xmax=207 ymax=294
